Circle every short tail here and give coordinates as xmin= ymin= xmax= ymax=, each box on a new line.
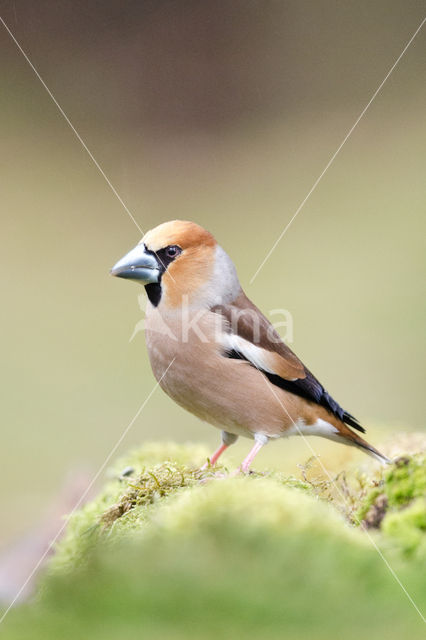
xmin=340 ymin=429 xmax=391 ymax=465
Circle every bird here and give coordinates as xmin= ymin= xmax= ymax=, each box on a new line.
xmin=111 ymin=220 xmax=389 ymax=472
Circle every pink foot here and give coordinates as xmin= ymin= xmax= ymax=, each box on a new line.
xmin=201 ymin=443 xmax=228 ymax=470
xmin=238 ymin=437 xmax=267 ymax=474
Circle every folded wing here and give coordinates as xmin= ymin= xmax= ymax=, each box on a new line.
xmin=213 ymin=291 xmax=365 ymax=434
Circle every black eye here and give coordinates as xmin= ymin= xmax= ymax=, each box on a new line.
xmin=165 ymin=245 xmax=180 ymax=259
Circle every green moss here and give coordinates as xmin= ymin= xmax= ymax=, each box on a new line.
xmin=50 ymin=443 xmax=318 ymax=573
xmin=356 ymin=454 xmax=426 ymax=554
xmin=3 ymin=442 xmax=426 ymax=640
xmin=52 ymin=446 xmax=426 ymax=576
xmin=382 ymin=498 xmax=426 ymax=556
xmin=49 ymin=443 xmax=210 ymax=573
xmin=385 ymin=456 xmax=426 ymax=508
xmin=356 ymin=486 xmax=382 ymax=522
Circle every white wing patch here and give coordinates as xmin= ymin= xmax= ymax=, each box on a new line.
xmin=220 ymin=333 xmax=297 ymax=380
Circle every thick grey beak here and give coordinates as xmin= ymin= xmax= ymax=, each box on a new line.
xmin=110 ymin=244 xmax=160 ymax=284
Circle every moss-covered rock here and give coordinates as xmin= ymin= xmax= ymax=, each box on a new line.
xmin=382 ymin=498 xmax=426 ymax=555
xmin=357 ymin=454 xmax=426 ymax=555
xmin=385 ymin=456 xmax=426 ymax=507
xmin=2 ymin=441 xmax=426 ymax=640
xmin=49 ymin=443 xmax=314 ymax=573
xmin=49 ymin=443 xmax=210 ymax=573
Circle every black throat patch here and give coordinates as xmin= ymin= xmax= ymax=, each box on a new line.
xmin=143 ymin=245 xmax=182 ymax=307
xmin=145 ymin=282 xmax=162 ymax=307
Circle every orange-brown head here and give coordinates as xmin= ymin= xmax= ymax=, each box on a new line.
xmin=111 ymin=220 xmax=240 ymax=309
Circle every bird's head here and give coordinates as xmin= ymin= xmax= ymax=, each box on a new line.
xmin=111 ymin=220 xmax=240 ymax=308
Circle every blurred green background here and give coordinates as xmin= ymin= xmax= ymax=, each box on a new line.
xmin=0 ymin=0 xmax=425 ymax=547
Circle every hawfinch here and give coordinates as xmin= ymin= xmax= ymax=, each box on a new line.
xmin=111 ymin=220 xmax=389 ymax=471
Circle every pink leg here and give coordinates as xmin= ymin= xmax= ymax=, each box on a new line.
xmin=240 ymin=437 xmax=267 ymax=473
xmin=201 ymin=443 xmax=228 ymax=470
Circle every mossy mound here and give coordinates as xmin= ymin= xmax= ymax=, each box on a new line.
xmin=48 ymin=442 xmax=312 ymax=574
xmin=357 ymin=454 xmax=426 ymax=555
xmin=2 ymin=442 xmax=426 ymax=640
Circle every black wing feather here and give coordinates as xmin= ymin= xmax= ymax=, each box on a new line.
xmin=226 ymin=349 xmax=365 ymax=434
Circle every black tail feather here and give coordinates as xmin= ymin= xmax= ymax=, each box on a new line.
xmin=342 ymin=411 xmax=365 ymax=434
